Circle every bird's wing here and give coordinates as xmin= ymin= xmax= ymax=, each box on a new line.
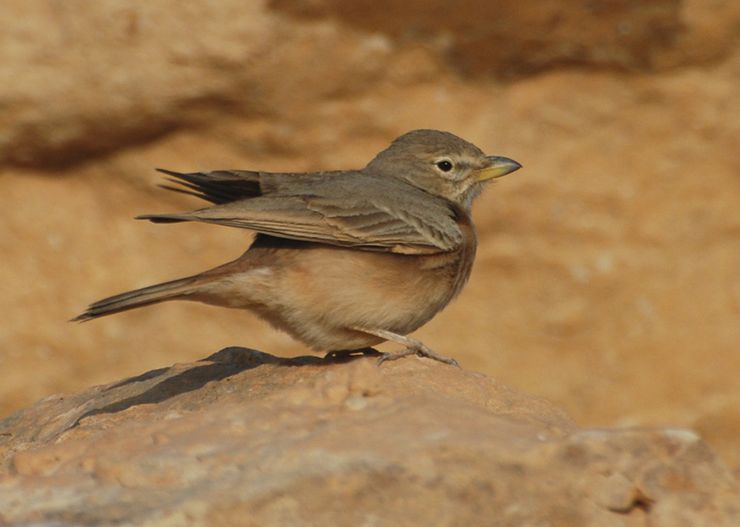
xmin=140 ymin=169 xmax=463 ymax=254
xmin=154 ymin=168 xmax=326 ymax=204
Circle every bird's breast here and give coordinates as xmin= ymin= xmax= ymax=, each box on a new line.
xmin=242 ymin=236 xmax=475 ymax=336
xmin=206 ymin=214 xmax=478 ymax=351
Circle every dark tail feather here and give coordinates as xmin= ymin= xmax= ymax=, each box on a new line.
xmin=154 ymin=168 xmax=262 ymax=204
xmin=71 ymin=275 xmax=201 ymax=322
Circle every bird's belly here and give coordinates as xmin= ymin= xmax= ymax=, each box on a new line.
xmin=207 ymin=246 xmax=467 ymax=351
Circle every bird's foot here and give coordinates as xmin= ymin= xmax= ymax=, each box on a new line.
xmin=324 ymin=347 xmax=382 ymax=362
xmin=377 ymin=344 xmax=459 ymax=367
xmin=348 ymin=327 xmax=460 ymax=367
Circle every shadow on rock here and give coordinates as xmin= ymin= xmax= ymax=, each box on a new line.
xmin=79 ymin=347 xmax=330 ymax=424
xmin=0 ymin=347 xmax=369 ymax=444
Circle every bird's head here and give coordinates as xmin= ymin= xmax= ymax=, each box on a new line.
xmin=366 ymin=129 xmax=521 ymax=210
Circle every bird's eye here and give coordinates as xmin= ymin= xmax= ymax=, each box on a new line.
xmin=436 ymin=160 xmax=453 ymax=172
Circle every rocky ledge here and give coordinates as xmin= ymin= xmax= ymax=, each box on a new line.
xmin=0 ymin=348 xmax=737 ymax=526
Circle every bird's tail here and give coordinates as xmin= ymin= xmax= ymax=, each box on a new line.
xmin=72 ymin=275 xmax=202 ymax=322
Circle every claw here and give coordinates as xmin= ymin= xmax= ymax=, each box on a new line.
xmin=350 ymin=327 xmax=460 ymax=367
xmin=376 ymin=346 xmax=460 ymax=367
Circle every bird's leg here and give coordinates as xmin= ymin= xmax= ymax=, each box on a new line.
xmin=351 ymin=328 xmax=460 ymax=367
xmin=324 ymin=347 xmax=382 ymax=361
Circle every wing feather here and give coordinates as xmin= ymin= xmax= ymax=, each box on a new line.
xmin=140 ymin=169 xmax=463 ymax=254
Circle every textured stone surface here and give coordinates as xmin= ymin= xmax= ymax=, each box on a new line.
xmin=273 ymin=0 xmax=740 ymax=75
xmin=1 ymin=0 xmax=739 ymax=491
xmin=0 ymin=1 xmax=404 ymax=168
xmin=1 ymin=351 xmax=737 ymax=526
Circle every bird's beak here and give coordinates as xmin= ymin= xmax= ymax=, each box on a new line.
xmin=474 ymin=156 xmax=522 ymax=182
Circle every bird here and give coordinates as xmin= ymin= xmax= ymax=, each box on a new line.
xmin=73 ymin=129 xmax=522 ymax=366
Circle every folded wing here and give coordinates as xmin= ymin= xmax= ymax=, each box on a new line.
xmin=139 ymin=169 xmax=463 ymax=255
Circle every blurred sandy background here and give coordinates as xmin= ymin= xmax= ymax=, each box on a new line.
xmin=1 ymin=1 xmax=738 ymax=468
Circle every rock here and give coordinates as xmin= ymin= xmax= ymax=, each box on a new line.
xmin=0 ymin=1 xmax=412 ymax=168
xmin=0 ymin=350 xmax=737 ymax=526
xmin=1 ymin=0 xmax=739 ymax=502
xmin=272 ymin=0 xmax=740 ymax=75
xmin=4 ymin=0 xmax=740 ymax=168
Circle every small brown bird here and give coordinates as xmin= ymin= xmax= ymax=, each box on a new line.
xmin=74 ymin=130 xmax=521 ymax=365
